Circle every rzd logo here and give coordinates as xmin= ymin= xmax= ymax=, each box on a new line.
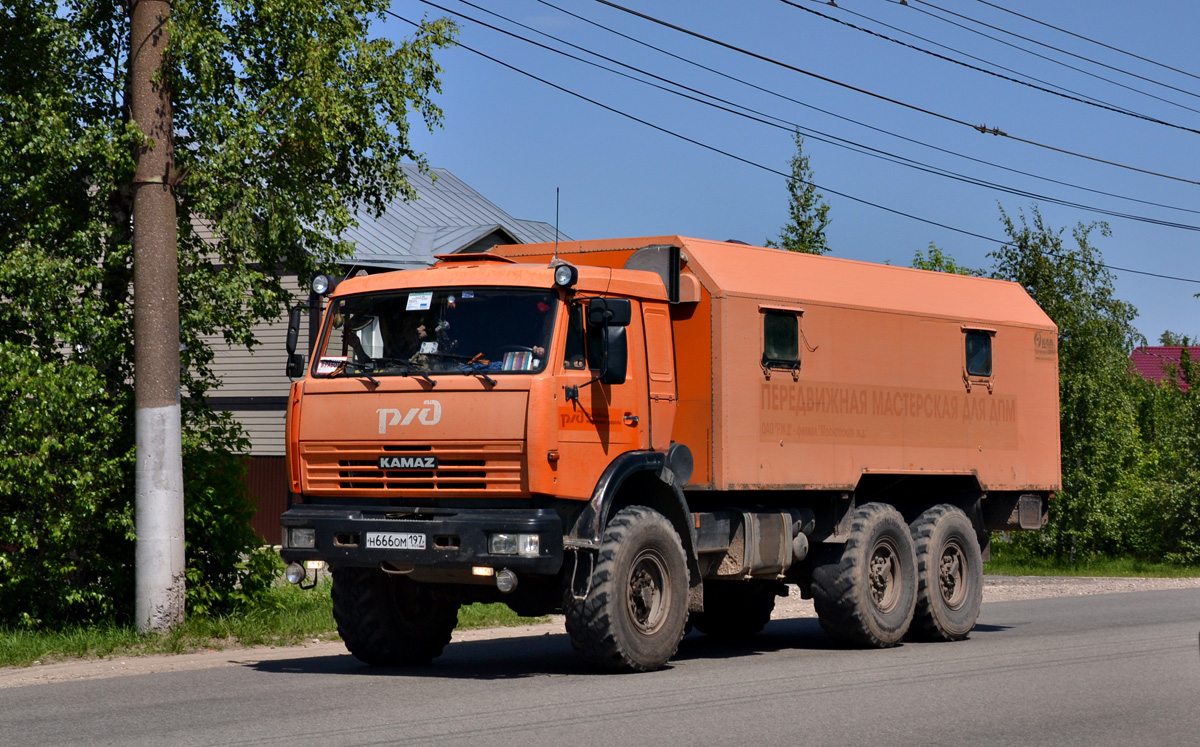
xmin=377 ymin=400 xmax=442 ymax=433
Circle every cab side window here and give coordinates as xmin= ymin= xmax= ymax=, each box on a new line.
xmin=563 ymin=303 xmax=602 ymax=370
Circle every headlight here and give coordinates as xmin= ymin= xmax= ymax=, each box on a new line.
xmin=553 ymin=264 xmax=578 ymax=288
xmin=489 ymin=533 xmax=540 ymax=557
xmin=517 ymin=534 xmax=540 ymax=557
xmin=489 ymin=533 xmax=518 ymax=555
xmin=290 ymin=527 xmax=316 ymax=549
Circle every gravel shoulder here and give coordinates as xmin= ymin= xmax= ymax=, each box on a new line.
xmin=3 ymin=575 xmax=1197 ymax=689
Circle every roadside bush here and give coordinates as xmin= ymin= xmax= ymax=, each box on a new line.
xmin=0 ymin=344 xmax=277 ymax=628
xmin=0 ymin=344 xmax=132 ymax=628
xmin=182 ymin=411 xmax=277 ymax=617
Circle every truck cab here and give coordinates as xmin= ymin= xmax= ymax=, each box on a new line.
xmin=280 ymin=254 xmax=693 ymax=669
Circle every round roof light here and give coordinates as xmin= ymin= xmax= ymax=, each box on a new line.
xmin=312 ymin=274 xmax=335 ymax=295
xmin=553 ymin=264 xmax=578 ymax=288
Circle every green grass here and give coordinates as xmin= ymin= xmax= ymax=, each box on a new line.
xmin=986 ymin=542 xmax=1200 ymax=578
xmin=0 ymin=580 xmax=551 ymax=669
xmin=457 ymin=603 xmax=551 ymax=630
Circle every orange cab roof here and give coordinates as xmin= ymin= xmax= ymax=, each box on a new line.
xmin=329 ymin=255 xmax=667 ymax=301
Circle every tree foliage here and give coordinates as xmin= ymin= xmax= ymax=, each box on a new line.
xmin=989 ymin=206 xmax=1145 ymax=559
xmin=911 ymin=243 xmax=983 ymax=276
xmin=1158 ymin=331 xmax=1195 ymax=346
xmin=767 ymin=131 xmax=831 ymax=255
xmin=0 ymin=1 xmax=454 ymax=627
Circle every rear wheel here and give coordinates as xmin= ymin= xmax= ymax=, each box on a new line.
xmin=331 ymin=566 xmax=460 ymax=666
xmin=909 ymin=505 xmax=983 ymax=641
xmin=690 ymin=580 xmax=780 ymax=641
xmin=563 ymin=506 xmax=689 ymax=672
xmin=811 ymin=503 xmax=917 ymax=647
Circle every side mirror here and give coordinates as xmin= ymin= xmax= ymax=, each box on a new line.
xmin=286 ymin=306 xmax=303 ymax=356
xmin=286 ymin=353 xmax=306 ymax=379
xmin=588 ymin=298 xmax=631 ymax=327
xmin=286 ymin=307 xmax=305 ymax=378
xmin=599 ymin=327 xmax=627 ymax=384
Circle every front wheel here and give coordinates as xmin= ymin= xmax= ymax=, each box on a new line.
xmin=810 ymin=503 xmax=917 ymax=647
xmin=909 ymin=505 xmax=983 ymax=641
xmin=331 ymin=566 xmax=460 ymax=666
xmin=563 ymin=506 xmax=689 ymax=672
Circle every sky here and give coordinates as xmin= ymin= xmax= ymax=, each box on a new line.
xmin=379 ymin=0 xmax=1198 ymax=344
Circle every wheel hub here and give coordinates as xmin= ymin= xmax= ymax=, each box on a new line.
xmin=868 ymin=539 xmax=901 ymax=613
xmin=938 ymin=541 xmax=967 ymax=609
xmin=627 ymin=551 xmax=668 ymax=634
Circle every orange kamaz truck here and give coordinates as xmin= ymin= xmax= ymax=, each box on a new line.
xmin=279 ymin=236 xmax=1060 ymax=672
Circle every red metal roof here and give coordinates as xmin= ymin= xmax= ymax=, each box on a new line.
xmin=1129 ymin=346 xmax=1200 ymax=391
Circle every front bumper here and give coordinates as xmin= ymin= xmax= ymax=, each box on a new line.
xmin=279 ymin=504 xmax=565 ymax=574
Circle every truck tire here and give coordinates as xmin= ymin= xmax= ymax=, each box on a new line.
xmin=331 ymin=566 xmax=460 ymax=666
xmin=690 ymin=580 xmax=779 ymax=641
xmin=563 ymin=506 xmax=689 ymax=672
xmin=908 ymin=504 xmax=983 ymax=641
xmin=810 ymin=502 xmax=917 ymax=648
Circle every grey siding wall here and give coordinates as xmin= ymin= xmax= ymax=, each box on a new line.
xmin=204 ymin=274 xmax=311 ymax=456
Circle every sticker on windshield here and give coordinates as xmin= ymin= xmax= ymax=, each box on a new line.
xmin=462 ymin=290 xmax=474 ymax=299
xmin=407 ymin=291 xmax=433 ymax=311
xmin=316 ymin=356 xmax=347 ymax=375
xmin=420 ymin=341 xmax=439 ymax=354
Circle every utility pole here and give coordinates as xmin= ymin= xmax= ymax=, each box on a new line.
xmin=129 ymin=0 xmax=185 ymax=632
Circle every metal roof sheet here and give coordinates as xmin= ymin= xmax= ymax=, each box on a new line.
xmin=1129 ymin=346 xmax=1199 ymax=391
xmin=339 ymin=165 xmax=566 ymax=268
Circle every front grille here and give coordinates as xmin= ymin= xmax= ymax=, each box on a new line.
xmin=300 ymin=441 xmax=524 ymax=496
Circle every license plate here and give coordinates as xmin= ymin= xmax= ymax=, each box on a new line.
xmin=364 ymin=532 xmax=426 ymax=550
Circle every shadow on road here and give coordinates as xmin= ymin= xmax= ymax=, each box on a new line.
xmin=247 ymin=616 xmax=880 ymax=679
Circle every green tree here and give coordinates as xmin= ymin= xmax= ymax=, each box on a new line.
xmin=1129 ymin=347 xmax=1200 ymax=563
xmin=911 ymin=243 xmax=983 ymax=276
xmin=1158 ymin=331 xmax=1195 ymax=346
xmin=0 ymin=1 xmax=455 ymax=627
xmin=989 ymin=206 xmax=1147 ymax=560
xmin=766 ymin=131 xmax=831 ymax=255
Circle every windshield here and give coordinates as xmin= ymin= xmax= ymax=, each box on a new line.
xmin=314 ymin=287 xmax=558 ymax=378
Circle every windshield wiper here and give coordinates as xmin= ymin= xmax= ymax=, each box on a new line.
xmin=332 ymin=360 xmax=380 ymax=387
xmin=458 ymin=354 xmax=498 ymax=387
xmin=374 ymin=357 xmax=437 ymax=388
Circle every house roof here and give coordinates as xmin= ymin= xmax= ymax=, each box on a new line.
xmin=339 ymin=165 xmax=566 ymax=269
xmin=1130 ymin=346 xmax=1200 ymax=391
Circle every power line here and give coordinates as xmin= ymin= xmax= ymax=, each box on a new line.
xmin=442 ymin=0 xmax=1200 ymax=232
xmin=531 ymin=0 xmax=1200 ymax=219
xmin=384 ymin=7 xmax=1200 ymax=286
xmin=587 ymin=0 xmax=1200 ymax=186
xmin=899 ymin=0 xmax=1200 ymax=112
xmin=969 ymin=0 xmax=1200 ymax=84
xmin=781 ymin=0 xmax=1200 ymax=135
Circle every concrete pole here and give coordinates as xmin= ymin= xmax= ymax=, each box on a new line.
xmin=129 ymin=0 xmax=185 ymax=632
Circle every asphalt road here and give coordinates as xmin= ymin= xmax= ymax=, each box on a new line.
xmin=3 ymin=589 xmax=1198 ymax=746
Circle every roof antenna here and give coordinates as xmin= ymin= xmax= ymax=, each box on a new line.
xmin=553 ymin=186 xmax=560 ymax=262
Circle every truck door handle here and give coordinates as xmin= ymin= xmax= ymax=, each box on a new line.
xmin=623 ymin=413 xmax=639 ymax=426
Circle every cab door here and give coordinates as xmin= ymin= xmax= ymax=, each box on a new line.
xmin=553 ymin=298 xmax=648 ymax=500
